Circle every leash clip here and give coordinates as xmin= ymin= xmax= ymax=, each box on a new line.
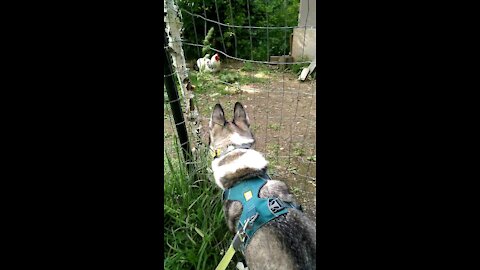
xmin=233 ymin=213 xmax=258 ymax=253
xmin=233 ymin=229 xmax=247 ymax=254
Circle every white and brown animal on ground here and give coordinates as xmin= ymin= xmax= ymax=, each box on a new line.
xmin=194 ymin=53 xmax=221 ymax=73
xmin=208 ymin=102 xmax=316 ymax=270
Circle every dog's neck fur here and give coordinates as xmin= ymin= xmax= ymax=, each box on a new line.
xmin=211 ymin=148 xmax=268 ymax=190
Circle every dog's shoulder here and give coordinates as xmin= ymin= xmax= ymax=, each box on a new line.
xmin=259 ymin=179 xmax=295 ymax=203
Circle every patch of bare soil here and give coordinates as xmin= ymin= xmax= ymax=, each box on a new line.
xmin=194 ymin=62 xmax=317 ymax=221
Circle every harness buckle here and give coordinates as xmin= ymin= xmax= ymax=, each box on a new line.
xmin=233 ymin=227 xmax=248 ymax=253
xmin=246 ymin=213 xmax=259 ymax=229
xmin=268 ymin=198 xmax=286 ymax=214
xmin=232 ymin=231 xmax=245 ymax=252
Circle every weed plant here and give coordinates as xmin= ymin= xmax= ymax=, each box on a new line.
xmin=164 ymin=140 xmax=240 ymax=270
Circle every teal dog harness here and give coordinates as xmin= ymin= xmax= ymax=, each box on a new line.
xmin=223 ymin=175 xmax=301 ymax=253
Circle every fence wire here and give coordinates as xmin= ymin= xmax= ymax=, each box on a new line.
xmin=164 ymin=0 xmax=316 ymax=215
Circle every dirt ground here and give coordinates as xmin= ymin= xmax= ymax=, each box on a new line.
xmin=165 ymin=61 xmax=317 ymax=221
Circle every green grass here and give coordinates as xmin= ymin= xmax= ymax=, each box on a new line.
xmin=240 ymin=62 xmax=272 ymax=74
xmin=240 ymin=62 xmax=256 ymax=72
xmin=219 ymin=72 xmax=240 ymax=84
xmin=189 ymin=72 xmax=223 ymax=94
xmin=268 ymin=123 xmax=281 ymax=131
xmin=291 ymin=186 xmax=302 ymax=196
xmin=238 ymin=73 xmax=266 ymax=85
xmin=189 ymin=59 xmax=311 ymax=98
xmin=241 ymin=60 xmax=309 ymax=77
xmin=189 ymin=69 xmax=267 ymax=97
xmin=288 ymin=56 xmax=310 ymax=76
xmin=267 ymin=142 xmax=281 ymax=155
xmin=293 ymin=142 xmax=305 ymax=157
xmin=164 ymin=140 xmax=239 ymax=270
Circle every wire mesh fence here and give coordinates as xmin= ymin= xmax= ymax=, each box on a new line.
xmin=164 ymin=0 xmax=316 ymax=219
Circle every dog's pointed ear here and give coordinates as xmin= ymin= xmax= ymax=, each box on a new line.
xmin=209 ymin=104 xmax=226 ymax=129
xmin=233 ymin=102 xmax=250 ymax=127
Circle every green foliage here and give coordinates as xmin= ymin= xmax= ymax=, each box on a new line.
xmin=288 ymin=56 xmax=310 ymax=75
xmin=238 ymin=74 xmax=265 ymax=84
xmin=189 ymin=72 xmax=223 ymax=94
xmin=219 ymin=72 xmax=240 ymax=83
xmin=268 ymin=123 xmax=281 ymax=131
xmin=202 ymin=27 xmax=215 ymax=56
xmin=189 ymin=68 xmax=267 ymax=96
xmin=239 ymin=62 xmax=272 ymax=74
xmin=292 ymin=142 xmax=306 ymax=157
xmin=164 ymin=143 xmax=238 ymax=270
xmin=178 ymin=0 xmax=300 ymax=61
xmin=240 ymin=62 xmax=255 ymax=71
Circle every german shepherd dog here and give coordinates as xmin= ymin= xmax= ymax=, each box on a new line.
xmin=208 ymin=102 xmax=316 ymax=270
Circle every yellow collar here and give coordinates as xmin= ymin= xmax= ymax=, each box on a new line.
xmin=211 ymin=144 xmax=252 ymax=159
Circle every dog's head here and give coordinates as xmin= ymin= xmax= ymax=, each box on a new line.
xmin=208 ymin=102 xmax=254 ymax=153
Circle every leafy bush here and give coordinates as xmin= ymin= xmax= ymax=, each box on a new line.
xmin=178 ymin=0 xmax=300 ymax=61
xmin=202 ymin=27 xmax=215 ymax=56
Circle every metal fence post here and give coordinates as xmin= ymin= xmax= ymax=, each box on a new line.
xmin=164 ymin=29 xmax=194 ymax=175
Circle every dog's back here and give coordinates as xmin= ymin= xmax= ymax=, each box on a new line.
xmin=209 ymin=102 xmax=316 ymax=270
xmin=245 ymin=209 xmax=316 ymax=270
